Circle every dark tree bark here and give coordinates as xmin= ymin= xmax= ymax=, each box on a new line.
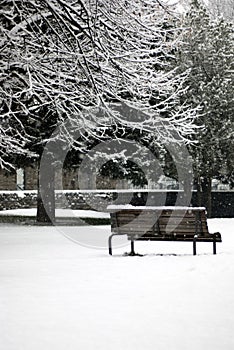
xmin=37 ymin=158 xmax=55 ymax=224
xmin=196 ymin=175 xmax=202 ymax=207
xmin=201 ymin=176 xmax=212 ymax=218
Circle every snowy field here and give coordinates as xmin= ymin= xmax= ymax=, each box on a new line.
xmin=0 ymin=218 xmax=234 ymax=350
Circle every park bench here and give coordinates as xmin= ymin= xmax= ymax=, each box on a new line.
xmin=107 ymin=206 xmax=222 ymax=256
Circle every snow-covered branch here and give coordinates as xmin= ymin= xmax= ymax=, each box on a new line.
xmin=1 ymin=0 xmax=199 ymax=163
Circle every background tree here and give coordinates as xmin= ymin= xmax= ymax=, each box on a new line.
xmin=206 ymin=0 xmax=234 ymax=21
xmin=172 ymin=0 xmax=234 ymax=216
xmin=174 ymin=0 xmax=234 ymax=21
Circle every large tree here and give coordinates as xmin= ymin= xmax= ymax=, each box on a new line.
xmin=1 ymin=0 xmax=198 ymax=222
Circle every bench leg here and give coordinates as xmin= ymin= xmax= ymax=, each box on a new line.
xmin=108 ymin=233 xmax=126 ymax=255
xmin=193 ymin=237 xmax=197 ymax=255
xmin=213 ymin=237 xmax=217 ymax=255
xmin=130 ymin=238 xmax=136 ymax=256
xmin=108 ymin=234 xmax=114 ymax=255
xmin=108 ymin=234 xmax=137 ymax=256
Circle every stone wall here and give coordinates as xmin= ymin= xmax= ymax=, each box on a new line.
xmin=0 ymin=170 xmax=17 ymax=190
xmin=0 ymin=191 xmax=113 ymax=211
xmin=0 ymin=190 xmax=233 ymax=217
xmin=0 ymin=191 xmax=37 ymax=210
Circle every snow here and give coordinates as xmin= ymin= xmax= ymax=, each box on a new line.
xmin=0 ymin=218 xmax=234 ymax=350
xmin=107 ymin=204 xmax=206 ymax=211
xmin=0 ymin=208 xmax=110 ymax=219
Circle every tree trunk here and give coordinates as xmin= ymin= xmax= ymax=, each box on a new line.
xmin=201 ymin=176 xmax=212 ymax=218
xmin=182 ymin=174 xmax=193 ymax=206
xmin=36 ymin=159 xmax=55 ymax=224
xmin=196 ymin=175 xmax=202 ymax=207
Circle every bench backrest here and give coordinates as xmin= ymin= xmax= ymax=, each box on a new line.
xmin=110 ymin=208 xmax=209 ymax=238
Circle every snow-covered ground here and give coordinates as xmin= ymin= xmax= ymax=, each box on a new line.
xmin=0 ymin=208 xmax=110 ymax=218
xmin=0 ymin=218 xmax=234 ymax=350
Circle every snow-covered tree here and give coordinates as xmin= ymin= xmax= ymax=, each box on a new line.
xmin=172 ymin=0 xmax=234 ymax=215
xmin=0 ymin=120 xmax=30 ymax=169
xmin=206 ymin=0 xmax=234 ymax=21
xmin=173 ymin=0 xmax=234 ymax=21
xmin=1 ymin=0 xmax=198 ymax=221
